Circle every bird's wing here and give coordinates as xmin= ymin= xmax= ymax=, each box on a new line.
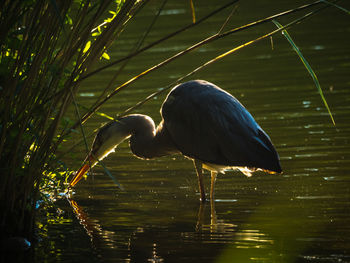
xmin=161 ymin=80 xmax=281 ymax=172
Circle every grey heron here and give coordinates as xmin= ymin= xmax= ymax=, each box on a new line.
xmin=69 ymin=80 xmax=282 ymax=202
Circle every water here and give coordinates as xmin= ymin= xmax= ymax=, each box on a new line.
xmin=35 ymin=1 xmax=350 ymax=262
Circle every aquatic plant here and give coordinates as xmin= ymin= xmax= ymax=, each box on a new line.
xmin=0 ymin=0 xmax=147 ymax=239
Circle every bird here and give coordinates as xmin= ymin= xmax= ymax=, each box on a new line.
xmin=69 ymin=80 xmax=282 ymax=202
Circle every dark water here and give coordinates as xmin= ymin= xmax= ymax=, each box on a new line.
xmin=35 ymin=1 xmax=350 ymax=262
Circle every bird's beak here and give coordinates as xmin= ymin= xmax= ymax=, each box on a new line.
xmin=69 ymin=154 xmax=96 ymax=187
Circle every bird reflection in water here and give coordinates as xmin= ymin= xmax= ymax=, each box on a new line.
xmin=147 ymin=243 xmax=164 ymax=263
xmin=67 ymin=197 xmax=118 ymax=251
xmin=196 ymin=198 xmax=238 ymax=236
xmin=68 ymin=196 xmax=241 ymax=261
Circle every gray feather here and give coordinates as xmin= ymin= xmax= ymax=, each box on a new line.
xmin=161 ymin=80 xmax=281 ymax=173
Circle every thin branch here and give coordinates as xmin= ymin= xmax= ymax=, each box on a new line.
xmin=217 ymin=3 xmax=238 ymax=34
xmin=69 ymin=88 xmax=95 ymax=182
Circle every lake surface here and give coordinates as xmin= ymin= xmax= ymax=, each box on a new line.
xmin=35 ymin=1 xmax=350 ymax=262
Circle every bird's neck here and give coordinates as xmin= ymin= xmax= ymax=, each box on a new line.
xmin=122 ymin=114 xmax=178 ymax=159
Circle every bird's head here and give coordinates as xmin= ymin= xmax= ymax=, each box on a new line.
xmin=69 ymin=120 xmax=131 ymax=187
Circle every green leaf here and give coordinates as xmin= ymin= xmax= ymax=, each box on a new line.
xmin=83 ymin=41 xmax=91 ymax=53
xmin=65 ymin=14 xmax=73 ymax=25
xmin=101 ymin=52 xmax=110 ymax=60
xmin=272 ymin=20 xmax=335 ymax=126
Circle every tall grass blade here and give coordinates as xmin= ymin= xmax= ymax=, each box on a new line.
xmin=189 ymin=0 xmax=196 ymax=23
xmin=272 ymin=20 xmax=335 ymax=125
xmin=49 ymin=0 xmax=66 ymax=28
xmin=78 ymin=104 xmax=116 ymax=121
xmin=97 ymin=159 xmax=124 ymax=190
xmin=70 ymin=89 xmax=94 ymax=182
xmin=217 ymin=4 xmax=238 ymax=34
xmin=321 ymin=0 xmax=350 ymax=14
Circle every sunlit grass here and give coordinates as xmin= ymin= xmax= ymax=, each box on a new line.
xmin=272 ymin=19 xmax=335 ymax=126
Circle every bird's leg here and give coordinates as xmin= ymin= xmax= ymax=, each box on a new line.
xmin=210 ymin=172 xmax=218 ymax=230
xmin=210 ymin=194 xmax=217 ymax=230
xmin=210 ymin=171 xmax=217 ymax=201
xmin=193 ymin=159 xmax=206 ymax=202
xmin=196 ymin=202 xmax=206 ymax=231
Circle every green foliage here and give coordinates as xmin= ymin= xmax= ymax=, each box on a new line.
xmin=0 ymin=0 xmax=142 ymax=238
xmin=40 ymin=160 xmax=73 ymax=194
